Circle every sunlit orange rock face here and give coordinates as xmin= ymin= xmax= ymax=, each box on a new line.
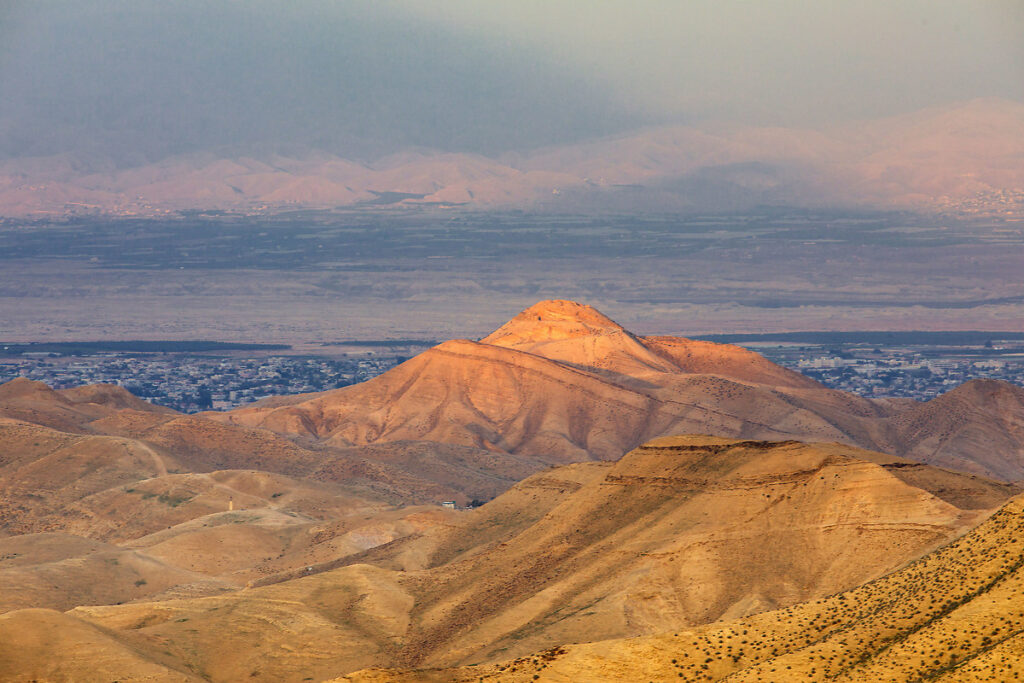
xmin=214 ymin=299 xmax=1024 ymax=480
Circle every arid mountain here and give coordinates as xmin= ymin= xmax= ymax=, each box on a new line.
xmin=2 ymin=435 xmax=1015 ymax=681
xmin=368 ymin=436 xmax=1014 ymax=668
xmin=2 ymin=98 xmax=1022 ymax=216
xmin=0 ymin=375 xmax=545 ymax=638
xmin=3 ymin=304 xmax=1024 ymax=679
xmin=887 ymin=379 xmax=1024 ymax=481
xmin=212 ymin=300 xmax=865 ymax=461
xmin=371 ymin=488 xmax=1024 ymax=682
xmin=0 ymin=377 xmax=539 ymax=518
xmin=479 ymin=300 xmax=817 ymax=388
xmin=0 ymin=376 xmax=175 ymax=433
xmin=214 ymin=300 xmax=1024 ymax=481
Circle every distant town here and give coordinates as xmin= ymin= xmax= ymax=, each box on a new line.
xmin=2 ymin=333 xmax=1023 ymax=412
xmin=768 ymin=346 xmax=1024 ymax=400
xmin=721 ymin=332 xmax=1024 ymax=401
xmin=0 ymin=346 xmax=408 ymax=412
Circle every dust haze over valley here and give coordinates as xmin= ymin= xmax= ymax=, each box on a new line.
xmin=2 ymin=208 xmax=1023 ymax=344
xmin=4 ymin=2 xmax=1024 ymax=682
xmin=2 ymin=1 xmax=1024 ymax=341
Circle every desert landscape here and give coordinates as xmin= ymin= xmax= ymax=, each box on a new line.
xmin=3 ymin=3 xmax=1023 ymax=680
xmin=3 ymin=301 xmax=1024 ymax=680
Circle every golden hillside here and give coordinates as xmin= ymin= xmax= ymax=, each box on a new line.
xmin=364 ymin=489 xmax=1024 ymax=682
xmin=12 ymin=436 xmax=1011 ymax=681
xmin=367 ymin=436 xmax=1014 ymax=668
xmin=0 ymin=387 xmax=475 ymax=637
xmin=0 ymin=380 xmax=540 ymax=517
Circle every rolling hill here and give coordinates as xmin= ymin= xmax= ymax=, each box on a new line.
xmin=367 ymin=436 xmax=1014 ymax=669
xmin=888 ymin=378 xmax=1024 ymax=481
xmin=19 ymin=436 xmax=1013 ymax=681
xmin=0 ymin=377 xmax=540 ymax=518
xmin=367 ymin=487 xmax=1024 ymax=682
xmin=0 ymin=380 xmax=515 ymax=632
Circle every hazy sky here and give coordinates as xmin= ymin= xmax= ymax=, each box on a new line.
xmin=1 ymin=1 xmax=1022 ymax=164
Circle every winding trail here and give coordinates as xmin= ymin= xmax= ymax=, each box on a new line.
xmin=130 ymin=440 xmax=168 ymax=478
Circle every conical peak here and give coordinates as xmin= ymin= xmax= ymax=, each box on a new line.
xmin=481 ymin=300 xmax=627 ymax=346
xmin=516 ymin=300 xmax=624 ymax=329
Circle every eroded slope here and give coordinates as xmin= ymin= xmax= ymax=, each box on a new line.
xmin=66 ymin=436 xmax=1016 ymax=681
xmin=384 ymin=491 xmax=1024 ymax=682
xmin=212 ymin=300 xmax=1024 ymax=481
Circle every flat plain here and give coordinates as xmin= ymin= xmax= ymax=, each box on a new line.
xmin=1 ymin=210 xmax=1022 ymax=344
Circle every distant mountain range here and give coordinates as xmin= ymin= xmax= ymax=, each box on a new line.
xmin=2 ymin=98 xmax=1023 ymax=217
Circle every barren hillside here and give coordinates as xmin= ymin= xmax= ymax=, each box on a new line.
xmin=13 ymin=436 xmax=1012 ymax=681
xmin=214 ymin=300 xmax=1024 ymax=480
xmin=368 ymin=489 xmax=1024 ymax=682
